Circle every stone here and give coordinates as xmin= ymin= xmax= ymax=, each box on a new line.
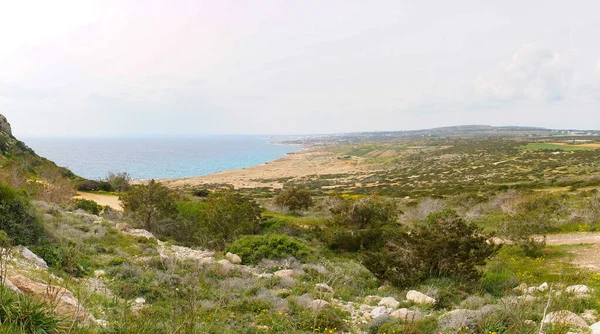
xmin=94 ymin=270 xmax=106 ymax=277
xmin=406 ymin=290 xmax=436 ymax=305
xmin=9 ymin=274 xmax=89 ymax=319
xmin=359 ymin=304 xmax=372 ymax=312
xmin=274 ymin=269 xmax=296 ymax=278
xmin=217 ymin=259 xmax=235 ymax=275
xmin=134 ymin=297 xmax=146 ymax=304
xmin=1 ymin=277 xmax=21 ymax=294
xmin=19 ymin=246 xmax=48 ymax=269
xmin=516 ymin=283 xmax=528 ymax=292
xmin=378 ymin=297 xmax=400 ymax=309
xmin=583 ymin=309 xmax=598 ymax=323
xmin=566 ymin=285 xmax=591 ymax=296
xmin=591 ymin=321 xmax=600 ymax=334
xmin=225 ymin=252 xmax=242 ymax=264
xmin=370 ymin=306 xmax=391 ymax=319
xmin=315 ymin=283 xmax=334 ymax=294
xmin=542 ymin=310 xmax=588 ymax=328
xmin=390 ymin=308 xmax=423 ymax=323
xmin=364 ymin=295 xmax=382 ymax=305
xmin=538 ymin=282 xmax=549 ymax=292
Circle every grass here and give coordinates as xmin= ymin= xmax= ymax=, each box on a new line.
xmin=521 ymin=143 xmax=598 ymax=151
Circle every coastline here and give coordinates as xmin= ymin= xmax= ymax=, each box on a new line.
xmin=160 ymin=145 xmax=370 ymax=190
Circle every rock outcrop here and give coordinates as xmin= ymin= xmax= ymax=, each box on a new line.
xmin=0 ymin=114 xmax=11 ymax=135
xmin=9 ymin=274 xmax=90 ymax=320
xmin=406 ymin=290 xmax=436 ymax=305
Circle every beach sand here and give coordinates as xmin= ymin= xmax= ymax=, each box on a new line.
xmin=161 ymin=148 xmax=373 ymax=189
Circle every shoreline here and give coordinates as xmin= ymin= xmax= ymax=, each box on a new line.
xmin=159 ymin=145 xmax=371 ymax=190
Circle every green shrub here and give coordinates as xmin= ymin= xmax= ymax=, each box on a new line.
xmin=0 ymin=183 xmax=45 ymax=245
xmin=364 ymin=210 xmax=500 ymax=287
xmin=31 ymin=244 xmax=92 ymax=277
xmin=76 ymin=179 xmax=100 ymax=191
xmin=226 ymin=234 xmax=310 ymax=265
xmin=274 ymin=186 xmax=313 ymax=212
xmin=73 ymin=198 xmax=103 ymax=215
xmin=0 ymin=287 xmax=64 ymax=333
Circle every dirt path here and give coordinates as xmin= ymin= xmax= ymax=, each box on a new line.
xmin=545 ymin=232 xmax=600 ymax=246
xmin=74 ymin=192 xmax=122 ymax=211
xmin=544 ymin=232 xmax=600 ymax=273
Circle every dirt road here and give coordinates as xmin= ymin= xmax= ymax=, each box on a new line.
xmin=74 ymin=192 xmax=122 ymax=211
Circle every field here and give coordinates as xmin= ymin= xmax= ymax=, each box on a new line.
xmin=522 ymin=143 xmax=599 ymax=151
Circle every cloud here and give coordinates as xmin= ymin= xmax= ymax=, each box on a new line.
xmin=475 ymin=44 xmax=572 ymax=102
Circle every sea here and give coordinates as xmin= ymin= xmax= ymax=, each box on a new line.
xmin=23 ymin=136 xmax=301 ymax=180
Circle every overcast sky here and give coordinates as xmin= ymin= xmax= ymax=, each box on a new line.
xmin=1 ymin=0 xmax=599 ymax=137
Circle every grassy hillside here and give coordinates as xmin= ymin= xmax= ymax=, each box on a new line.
xmin=0 ymin=115 xmax=79 ymax=203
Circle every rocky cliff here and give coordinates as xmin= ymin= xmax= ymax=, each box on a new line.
xmin=0 ymin=114 xmax=12 ymax=135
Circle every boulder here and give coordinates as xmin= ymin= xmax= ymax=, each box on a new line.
xmin=566 ymin=285 xmax=591 ymax=296
xmin=225 ymin=252 xmax=242 ymax=264
xmin=591 ymin=321 xmax=600 ymax=334
xmin=542 ymin=310 xmax=588 ymax=328
xmin=217 ymin=259 xmax=235 ymax=275
xmin=369 ymin=306 xmax=392 ymax=319
xmin=378 ymin=297 xmax=400 ymax=309
xmin=310 ymin=299 xmax=330 ymax=310
xmin=9 ymin=275 xmax=89 ymax=320
xmin=538 ymin=282 xmax=549 ymax=292
xmin=274 ymin=269 xmax=296 ymax=278
xmin=406 ymin=290 xmax=436 ymax=305
xmin=19 ymin=247 xmax=48 ymax=269
xmin=390 ymin=308 xmax=423 ymax=323
xmin=315 ymin=283 xmax=334 ymax=294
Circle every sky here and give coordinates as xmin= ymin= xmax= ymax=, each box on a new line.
xmin=1 ymin=0 xmax=599 ymax=137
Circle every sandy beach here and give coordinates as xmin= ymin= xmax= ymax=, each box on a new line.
xmin=161 ymin=148 xmax=374 ymax=189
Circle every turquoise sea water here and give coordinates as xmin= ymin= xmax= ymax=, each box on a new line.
xmin=23 ymin=136 xmax=301 ymax=180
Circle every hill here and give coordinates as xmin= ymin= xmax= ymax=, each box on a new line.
xmin=0 ymin=114 xmax=78 ymax=203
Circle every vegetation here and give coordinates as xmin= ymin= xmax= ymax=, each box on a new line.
xmin=274 ymin=186 xmax=314 ymax=212
xmin=0 ymin=183 xmax=45 ymax=245
xmin=4 ymin=124 xmax=600 ymax=333
xmin=73 ymin=198 xmax=103 ymax=215
xmin=120 ymin=179 xmax=178 ymax=232
xmin=364 ymin=210 xmax=500 ymax=287
xmin=226 ymin=234 xmax=311 ymax=265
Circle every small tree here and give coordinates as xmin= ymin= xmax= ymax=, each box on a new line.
xmin=106 ymin=172 xmax=132 ymax=192
xmin=274 ymin=187 xmax=313 ymax=212
xmin=120 ymin=180 xmax=178 ymax=233
xmin=201 ymin=191 xmax=263 ymax=249
xmin=364 ymin=210 xmax=500 ymax=287
xmin=326 ymin=195 xmax=399 ymax=251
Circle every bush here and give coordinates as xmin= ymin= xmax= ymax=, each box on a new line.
xmin=364 ymin=210 xmax=500 ymax=287
xmin=31 ymin=244 xmax=92 ymax=277
xmin=274 ymin=187 xmax=313 ymax=212
xmin=73 ymin=198 xmax=103 ymax=215
xmin=326 ymin=195 xmax=399 ymax=251
xmin=76 ymin=179 xmax=100 ymax=191
xmin=198 ymin=191 xmax=263 ymax=249
xmin=0 ymin=183 xmax=46 ymax=245
xmin=226 ymin=234 xmax=310 ymax=265
xmin=106 ymin=171 xmax=132 ymax=192
xmin=120 ymin=180 xmax=178 ymax=233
